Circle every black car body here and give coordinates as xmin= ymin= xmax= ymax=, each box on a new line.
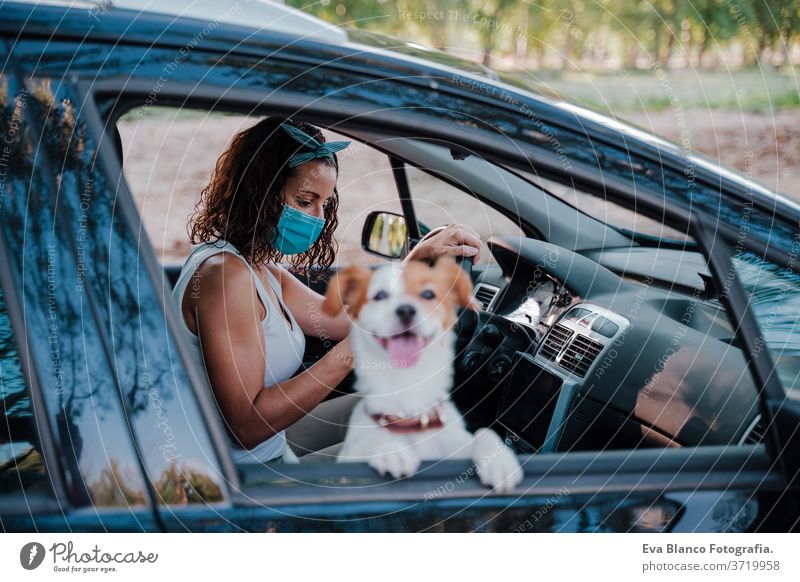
xmin=0 ymin=1 xmax=798 ymax=532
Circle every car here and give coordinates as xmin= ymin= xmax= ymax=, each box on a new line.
xmin=1 ymin=0 xmax=798 ymax=533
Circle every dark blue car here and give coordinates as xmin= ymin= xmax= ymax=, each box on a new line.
xmin=1 ymin=0 xmax=798 ymax=532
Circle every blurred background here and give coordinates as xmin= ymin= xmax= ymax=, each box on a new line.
xmin=283 ymin=0 xmax=799 ymax=189
xmin=290 ymin=0 xmax=799 ymax=72
xmin=121 ymin=1 xmax=800 ymax=263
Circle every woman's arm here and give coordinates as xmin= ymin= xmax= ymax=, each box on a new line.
xmin=191 ymin=255 xmax=353 ymax=450
xmin=267 ymin=263 xmax=352 ymax=341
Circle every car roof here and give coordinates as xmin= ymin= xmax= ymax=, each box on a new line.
xmin=106 ymin=0 xmax=347 ymax=43
xmin=2 ymin=0 xmax=797 ymax=217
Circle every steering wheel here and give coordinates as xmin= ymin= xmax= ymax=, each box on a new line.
xmin=460 ymin=255 xmax=473 ymax=276
xmin=451 ymin=269 xmax=538 ymax=432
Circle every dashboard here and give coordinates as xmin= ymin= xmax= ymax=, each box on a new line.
xmin=501 ymin=275 xmax=572 ymax=333
xmin=455 ymin=235 xmax=762 ymax=456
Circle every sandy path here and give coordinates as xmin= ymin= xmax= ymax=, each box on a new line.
xmin=623 ymin=109 xmax=799 ymax=197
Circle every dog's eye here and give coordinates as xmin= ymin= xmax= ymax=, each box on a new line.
xmin=373 ymin=290 xmax=388 ymax=301
xmin=420 ymin=289 xmax=436 ymax=300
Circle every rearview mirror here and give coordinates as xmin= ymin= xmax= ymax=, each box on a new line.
xmin=362 ymin=211 xmax=409 ymax=260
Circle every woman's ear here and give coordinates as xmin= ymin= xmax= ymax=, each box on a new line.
xmin=322 ymin=266 xmax=373 ymax=317
xmin=432 ymin=256 xmax=478 ymax=311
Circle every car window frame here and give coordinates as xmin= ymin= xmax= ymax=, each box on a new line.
xmin=86 ymin=77 xmax=792 ymax=509
xmin=73 ymin=86 xmax=242 ymax=501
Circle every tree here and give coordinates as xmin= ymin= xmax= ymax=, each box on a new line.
xmin=747 ymin=0 xmax=800 ymax=66
xmin=520 ymin=0 xmax=561 ymax=68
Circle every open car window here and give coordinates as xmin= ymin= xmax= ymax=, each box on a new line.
xmin=117 ymin=107 xmax=402 ymax=268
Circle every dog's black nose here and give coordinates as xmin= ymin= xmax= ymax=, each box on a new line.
xmin=395 ymin=304 xmax=416 ymax=325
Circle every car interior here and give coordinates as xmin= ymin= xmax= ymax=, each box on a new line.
xmin=112 ymin=106 xmax=764 ymax=468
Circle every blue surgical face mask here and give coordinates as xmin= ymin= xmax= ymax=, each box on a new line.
xmin=272 ymin=204 xmax=326 ymax=255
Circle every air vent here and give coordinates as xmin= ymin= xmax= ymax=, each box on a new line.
xmin=540 ymin=324 xmax=573 ymax=361
xmin=473 ymin=284 xmax=499 ymax=311
xmin=743 ymin=416 xmax=766 ymax=445
xmin=559 ymin=334 xmax=604 ymax=377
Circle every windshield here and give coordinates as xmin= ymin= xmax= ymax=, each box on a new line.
xmin=733 ymin=251 xmax=800 ymax=395
xmin=507 ymin=167 xmax=692 ymax=245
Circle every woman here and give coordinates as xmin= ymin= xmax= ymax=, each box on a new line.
xmin=172 ymin=117 xmax=481 ymax=463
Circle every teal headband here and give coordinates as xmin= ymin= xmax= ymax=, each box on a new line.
xmin=281 ymin=123 xmax=351 ymax=168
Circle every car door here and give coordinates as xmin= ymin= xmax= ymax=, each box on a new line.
xmin=56 ymin=29 xmax=797 ymax=531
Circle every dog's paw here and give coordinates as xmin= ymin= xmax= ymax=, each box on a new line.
xmin=472 ymin=428 xmax=524 ymax=493
xmin=367 ymin=445 xmax=421 ymax=480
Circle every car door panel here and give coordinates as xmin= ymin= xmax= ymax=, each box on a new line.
xmin=153 ymin=446 xmax=787 ymax=532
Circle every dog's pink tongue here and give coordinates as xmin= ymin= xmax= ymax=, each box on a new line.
xmin=387 ymin=335 xmax=424 ymax=368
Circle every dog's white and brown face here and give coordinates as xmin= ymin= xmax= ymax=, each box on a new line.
xmin=324 ymin=257 xmax=523 ymax=492
xmin=323 ymin=257 xmax=476 ymax=408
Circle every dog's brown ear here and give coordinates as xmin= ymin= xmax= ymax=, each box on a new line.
xmin=432 ymin=256 xmax=479 ymax=311
xmin=322 ymin=265 xmax=373 ymax=317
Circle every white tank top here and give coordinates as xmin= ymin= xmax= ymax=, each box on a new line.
xmin=171 ymin=240 xmax=306 ymax=463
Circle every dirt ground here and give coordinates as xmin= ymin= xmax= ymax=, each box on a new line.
xmin=118 ymin=109 xmax=800 ymax=264
xmin=623 ymin=109 xmax=800 ymax=197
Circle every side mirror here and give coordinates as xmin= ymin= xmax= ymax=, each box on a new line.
xmin=362 ymin=211 xmax=409 ymax=260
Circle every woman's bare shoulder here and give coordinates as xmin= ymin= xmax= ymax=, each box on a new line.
xmin=186 ymin=252 xmax=267 ymax=323
xmin=193 ymin=252 xmax=256 ymax=294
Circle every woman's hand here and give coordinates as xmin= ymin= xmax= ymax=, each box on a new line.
xmin=405 ymin=223 xmax=482 ymax=264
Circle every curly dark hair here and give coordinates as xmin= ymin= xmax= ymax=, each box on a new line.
xmin=189 ymin=117 xmax=339 ymax=276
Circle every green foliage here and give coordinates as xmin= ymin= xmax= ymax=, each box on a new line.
xmin=774 ymin=89 xmax=800 ymax=108
xmin=286 ymin=0 xmax=800 ymax=71
xmin=516 ymin=67 xmax=800 ymax=112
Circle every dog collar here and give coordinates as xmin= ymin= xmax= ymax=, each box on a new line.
xmin=371 ymin=405 xmax=445 ymax=433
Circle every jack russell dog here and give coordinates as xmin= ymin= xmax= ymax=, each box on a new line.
xmin=322 ymin=256 xmax=523 ymax=492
